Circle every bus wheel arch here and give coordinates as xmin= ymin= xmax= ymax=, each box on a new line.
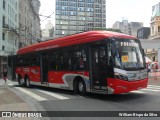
xmin=73 ymin=76 xmax=86 ymax=95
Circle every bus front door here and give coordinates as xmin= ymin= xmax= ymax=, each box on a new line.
xmin=90 ymin=46 xmax=108 ymax=91
xmin=40 ymin=54 xmax=49 ymax=85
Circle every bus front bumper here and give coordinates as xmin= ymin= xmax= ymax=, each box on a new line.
xmin=107 ymin=78 xmax=148 ymax=94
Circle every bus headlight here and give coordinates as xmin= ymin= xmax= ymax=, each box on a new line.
xmin=114 ymin=72 xmax=128 ymax=81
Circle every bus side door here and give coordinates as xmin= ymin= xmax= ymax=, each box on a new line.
xmin=40 ymin=53 xmax=49 ymax=84
xmin=90 ymin=45 xmax=108 ymax=90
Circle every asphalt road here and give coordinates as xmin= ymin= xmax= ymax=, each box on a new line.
xmin=0 ymin=77 xmax=160 ymax=120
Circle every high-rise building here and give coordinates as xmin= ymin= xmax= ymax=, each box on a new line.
xmin=112 ymin=20 xmax=130 ymax=35
xmin=112 ymin=20 xmax=143 ymax=37
xmin=42 ymin=20 xmax=54 ymax=40
xmin=129 ymin=22 xmax=143 ymax=37
xmin=0 ymin=0 xmax=19 ymax=77
xmin=55 ymin=0 xmax=106 ymax=38
xmin=137 ymin=27 xmax=150 ymax=39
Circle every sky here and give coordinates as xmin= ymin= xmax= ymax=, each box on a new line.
xmin=39 ymin=0 xmax=160 ymax=29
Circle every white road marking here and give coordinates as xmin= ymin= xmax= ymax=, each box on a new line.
xmin=141 ymin=89 xmax=160 ymax=92
xmin=15 ymin=87 xmax=47 ymax=101
xmin=148 ymin=85 xmax=160 ymax=87
xmin=130 ymin=91 xmax=145 ymax=94
xmin=36 ymin=89 xmax=69 ymax=100
xmin=147 ymin=87 xmax=160 ymax=89
xmin=8 ymin=83 xmax=14 ymax=86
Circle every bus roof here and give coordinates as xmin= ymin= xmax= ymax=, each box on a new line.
xmin=17 ymin=30 xmax=136 ymax=55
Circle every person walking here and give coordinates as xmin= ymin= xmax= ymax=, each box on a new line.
xmin=147 ymin=63 xmax=151 ymax=76
xmin=155 ymin=63 xmax=158 ymax=72
xmin=3 ymin=68 xmax=7 ymax=83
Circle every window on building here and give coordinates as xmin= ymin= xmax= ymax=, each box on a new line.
xmin=2 ymin=32 xmax=5 ymax=40
xmin=2 ymin=46 xmax=5 ymax=51
xmin=15 ymin=2 xmax=17 ymax=9
xmin=3 ymin=16 xmax=5 ymax=27
xmin=15 ymin=14 xmax=17 ymax=22
xmin=3 ymin=0 xmax=6 ymax=10
xmin=152 ymin=26 xmax=154 ymax=34
xmin=158 ymin=26 xmax=160 ymax=32
xmin=3 ymin=0 xmax=5 ymax=10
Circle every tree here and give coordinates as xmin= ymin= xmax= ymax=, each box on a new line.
xmin=94 ymin=28 xmax=121 ymax=33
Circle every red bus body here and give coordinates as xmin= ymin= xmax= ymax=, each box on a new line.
xmin=14 ymin=31 xmax=148 ymax=94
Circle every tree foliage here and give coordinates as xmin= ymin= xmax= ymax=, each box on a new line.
xmin=94 ymin=28 xmax=121 ymax=33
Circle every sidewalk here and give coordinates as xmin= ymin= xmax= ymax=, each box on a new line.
xmin=0 ymin=79 xmax=14 ymax=86
xmin=0 ymin=79 xmax=35 ymax=118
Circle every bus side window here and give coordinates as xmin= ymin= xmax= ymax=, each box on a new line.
xmin=73 ymin=46 xmax=87 ymax=70
xmin=50 ymin=50 xmax=60 ymax=71
xmin=108 ymin=44 xmax=112 ymax=66
xmin=30 ymin=54 xmax=40 ymax=66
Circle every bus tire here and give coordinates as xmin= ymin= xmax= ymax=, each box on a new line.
xmin=25 ymin=77 xmax=31 ymax=88
xmin=78 ymin=80 xmax=86 ymax=96
xmin=18 ymin=75 xmax=24 ymax=86
xmin=73 ymin=80 xmax=79 ymax=94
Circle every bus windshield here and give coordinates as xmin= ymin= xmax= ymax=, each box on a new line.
xmin=113 ymin=38 xmax=145 ymax=70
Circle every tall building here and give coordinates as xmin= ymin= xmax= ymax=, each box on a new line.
xmin=112 ymin=20 xmax=143 ymax=37
xmin=137 ymin=27 xmax=150 ymax=39
xmin=42 ymin=20 xmax=54 ymax=40
xmin=55 ymin=0 xmax=106 ymax=38
xmin=19 ymin=0 xmax=41 ymax=48
xmin=112 ymin=20 xmax=130 ymax=35
xmin=129 ymin=22 xmax=143 ymax=37
xmin=0 ymin=0 xmax=19 ymax=77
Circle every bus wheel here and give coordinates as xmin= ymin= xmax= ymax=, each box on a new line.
xmin=73 ymin=80 xmax=78 ymax=94
xmin=78 ymin=80 xmax=86 ymax=95
xmin=18 ymin=76 xmax=24 ymax=86
xmin=25 ymin=77 xmax=31 ymax=87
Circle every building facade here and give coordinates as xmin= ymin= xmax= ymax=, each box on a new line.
xmin=55 ymin=0 xmax=106 ymax=38
xmin=150 ymin=1 xmax=160 ymax=39
xmin=145 ymin=2 xmax=160 ymax=62
xmin=137 ymin=27 xmax=150 ymax=39
xmin=0 ymin=0 xmax=19 ymax=77
xmin=19 ymin=0 xmax=41 ymax=47
xmin=112 ymin=20 xmax=143 ymax=37
xmin=129 ymin=22 xmax=143 ymax=37
xmin=112 ymin=20 xmax=131 ymax=35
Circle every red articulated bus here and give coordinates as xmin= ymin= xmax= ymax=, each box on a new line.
xmin=9 ymin=31 xmax=148 ymax=95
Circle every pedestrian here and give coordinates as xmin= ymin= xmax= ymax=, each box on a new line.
xmin=155 ymin=63 xmax=158 ymax=72
xmin=147 ymin=63 xmax=151 ymax=76
xmin=3 ymin=68 xmax=7 ymax=83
